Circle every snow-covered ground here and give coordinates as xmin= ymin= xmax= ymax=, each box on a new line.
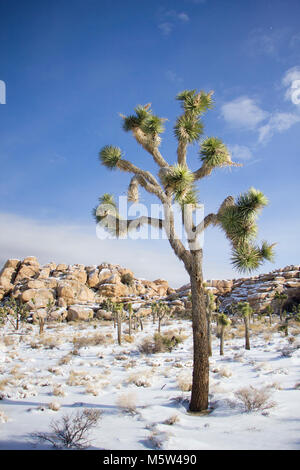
xmin=0 ymin=316 xmax=299 ymax=450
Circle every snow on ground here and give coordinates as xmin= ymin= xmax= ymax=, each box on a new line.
xmin=0 ymin=316 xmax=299 ymax=450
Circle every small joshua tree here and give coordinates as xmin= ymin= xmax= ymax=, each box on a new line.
xmin=93 ymin=90 xmax=275 ymax=411
xmin=265 ymin=304 xmax=274 ymax=325
xmin=237 ymin=301 xmax=252 ymax=350
xmin=115 ymin=303 xmax=125 ymax=345
xmin=2 ymin=297 xmax=28 ymax=331
xmin=127 ymin=302 xmax=133 ymax=336
xmin=152 ymin=301 xmax=170 ymax=333
xmin=274 ymin=291 xmax=288 ymax=321
xmin=217 ymin=313 xmax=231 ymax=356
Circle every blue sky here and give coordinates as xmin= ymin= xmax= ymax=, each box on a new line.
xmin=0 ymin=0 xmax=299 ymax=286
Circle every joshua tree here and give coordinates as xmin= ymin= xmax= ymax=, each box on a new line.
xmin=115 ymin=303 xmax=125 ymax=345
xmin=93 ymin=89 xmax=274 ymax=411
xmin=237 ymin=301 xmax=252 ymax=350
xmin=274 ymin=291 xmax=288 ymax=321
xmin=127 ymin=303 xmax=133 ymax=336
xmin=1 ymin=297 xmax=28 ymax=331
xmin=217 ymin=313 xmax=231 ymax=356
xmin=152 ymin=301 xmax=170 ymax=333
xmin=265 ymin=304 xmax=274 ymax=325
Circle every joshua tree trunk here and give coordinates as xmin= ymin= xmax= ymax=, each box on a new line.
xmin=117 ymin=311 xmax=122 ymax=345
xmin=189 ymin=250 xmax=209 ymax=412
xmin=128 ymin=311 xmax=132 ymax=336
xmin=220 ymin=325 xmax=225 ymax=356
xmin=39 ymin=317 xmax=44 ymax=335
xmin=158 ymin=316 xmax=161 ymax=333
xmin=244 ymin=317 xmax=250 ymax=350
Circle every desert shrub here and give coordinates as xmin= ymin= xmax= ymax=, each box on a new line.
xmin=58 ymin=354 xmax=72 ymax=366
xmin=163 ymin=414 xmax=180 ymax=425
xmin=127 ymin=370 xmax=152 ymax=388
xmin=48 ymin=401 xmax=61 ymax=411
xmin=39 ymin=335 xmax=62 ymax=349
xmin=234 ymin=386 xmax=276 ymax=412
xmin=116 ymin=392 xmax=138 ymax=415
xmin=72 ymin=333 xmax=106 ymax=349
xmin=280 ymin=346 xmax=295 ymax=358
xmin=31 ymin=408 xmax=101 ymax=449
xmin=52 ymin=385 xmax=66 ymax=397
xmin=139 ymin=331 xmax=184 ymax=355
xmin=121 ymin=272 xmax=134 ymax=286
xmin=0 ymin=409 xmax=8 ymax=423
xmin=177 ymin=371 xmax=192 ymax=392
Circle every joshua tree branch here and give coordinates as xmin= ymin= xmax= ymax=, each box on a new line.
xmin=117 ymin=160 xmax=167 ymax=203
xmin=193 ymin=195 xmax=235 ymax=236
xmin=131 ymin=128 xmax=169 ymax=168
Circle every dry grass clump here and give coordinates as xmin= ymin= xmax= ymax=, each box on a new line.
xmin=177 ymin=371 xmax=192 ymax=392
xmin=67 ymin=370 xmax=91 ymax=387
xmin=234 ymin=386 xmax=276 ymax=412
xmin=127 ymin=370 xmax=152 ymax=388
xmin=123 ymin=334 xmax=135 ymax=344
xmin=138 ymin=331 xmax=184 ymax=355
xmin=3 ymin=335 xmax=17 ymax=347
xmin=116 ymin=392 xmax=138 ymax=415
xmin=294 ymin=382 xmax=300 ymax=390
xmin=163 ymin=414 xmax=180 ymax=425
xmin=0 ymin=409 xmax=8 ymax=423
xmin=212 ymin=366 xmax=232 ymax=378
xmin=148 ymin=430 xmax=170 ymax=449
xmin=48 ymin=401 xmax=61 ymax=411
xmin=39 ymin=335 xmax=62 ymax=349
xmin=58 ymin=354 xmax=72 ymax=366
xmin=52 ymin=385 xmax=66 ymax=397
xmin=72 ymin=332 xmax=108 ymax=349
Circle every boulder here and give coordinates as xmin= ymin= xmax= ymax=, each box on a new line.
xmin=67 ymin=306 xmax=94 ymax=322
xmin=20 ymin=288 xmax=55 ymax=308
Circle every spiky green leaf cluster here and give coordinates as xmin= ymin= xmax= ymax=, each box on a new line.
xmin=218 ymin=313 xmax=231 ymax=327
xmin=122 ymin=105 xmax=165 ymax=136
xmin=218 ymin=205 xmax=257 ymax=245
xmin=236 ymin=187 xmax=268 ymax=220
xmin=176 ymin=89 xmax=214 ymax=116
xmin=236 ymin=301 xmax=253 ymax=317
xmin=259 ymin=240 xmax=275 ymax=262
xmin=218 ymin=188 xmax=270 ymax=252
xmin=174 ymin=115 xmax=204 ymax=143
xmin=174 ymin=89 xmax=213 ymax=144
xmin=99 ymin=145 xmax=122 ymax=169
xmin=231 ymin=240 xmax=275 ymax=274
xmin=93 ymin=193 xmax=119 ymax=224
xmin=161 ymin=164 xmax=194 ymax=191
xmin=199 ymin=137 xmax=231 ymax=168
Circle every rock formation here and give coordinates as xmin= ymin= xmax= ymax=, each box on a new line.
xmin=176 ymin=265 xmax=300 ymax=313
xmin=0 ymin=257 xmax=173 ymax=321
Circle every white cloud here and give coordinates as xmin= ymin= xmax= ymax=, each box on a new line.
xmin=282 ymin=66 xmax=300 ymax=105
xmin=165 ymin=70 xmax=183 ymax=84
xmin=258 ymin=112 xmax=300 ymax=143
xmin=221 ymin=97 xmax=269 ymax=129
xmin=177 ymin=12 xmax=190 ymax=22
xmin=157 ymin=9 xmax=190 ymax=35
xmin=228 ymin=144 xmax=253 ymax=161
xmin=158 ymin=22 xmax=173 ymax=36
